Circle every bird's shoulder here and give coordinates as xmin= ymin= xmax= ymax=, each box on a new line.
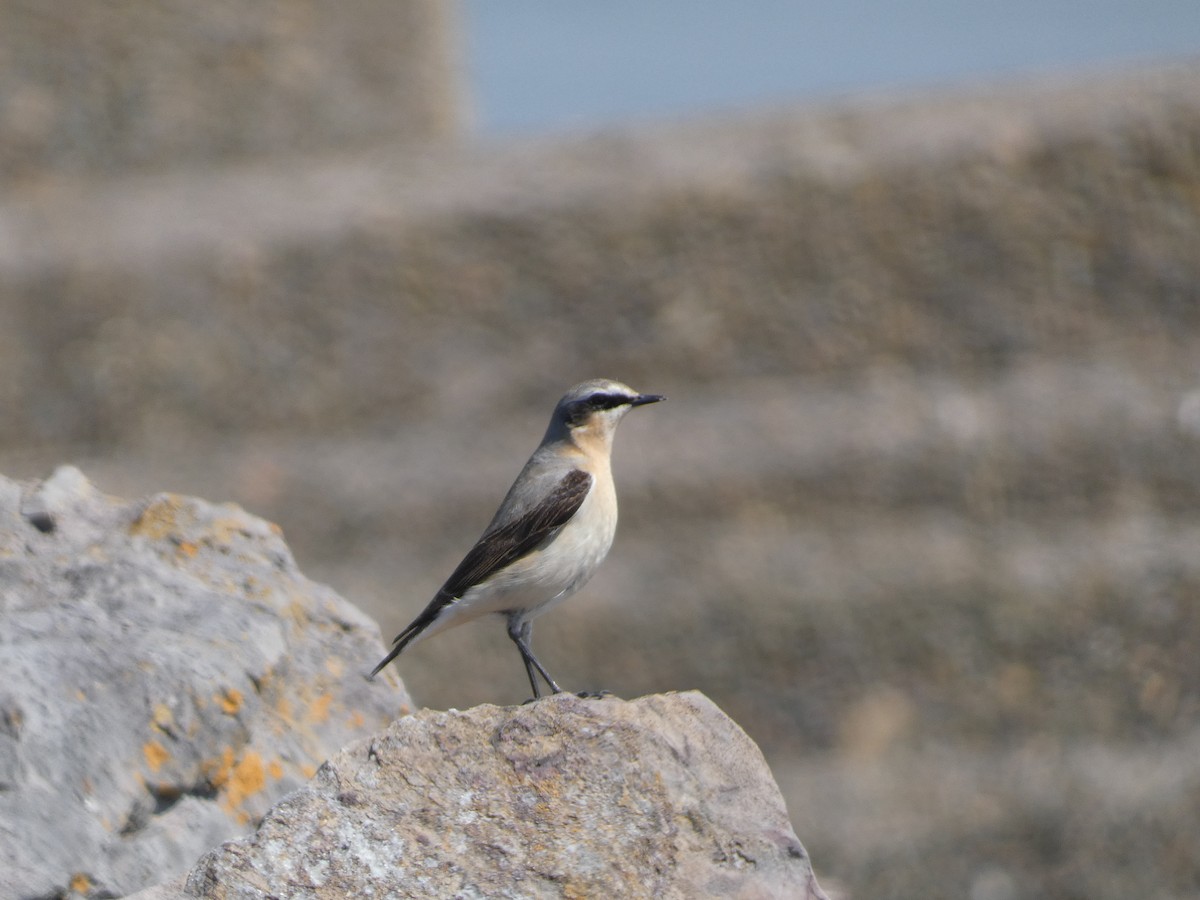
xmin=490 ymin=447 xmax=592 ymax=523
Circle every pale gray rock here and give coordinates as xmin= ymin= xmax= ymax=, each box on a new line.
xmin=0 ymin=466 xmax=411 ymax=900
xmin=181 ymin=691 xmax=826 ymax=900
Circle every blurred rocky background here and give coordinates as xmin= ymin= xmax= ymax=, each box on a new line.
xmin=2 ymin=2 xmax=1199 ymax=897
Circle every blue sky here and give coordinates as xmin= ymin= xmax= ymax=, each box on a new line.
xmin=463 ymin=0 xmax=1200 ymax=132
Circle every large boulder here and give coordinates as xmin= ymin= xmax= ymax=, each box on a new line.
xmin=153 ymin=691 xmax=825 ymax=899
xmin=0 ymin=467 xmax=410 ymax=899
xmin=2 ymin=468 xmax=825 ymax=898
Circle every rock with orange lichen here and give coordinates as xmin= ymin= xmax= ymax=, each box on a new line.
xmin=169 ymin=692 xmax=825 ymax=900
xmin=0 ymin=467 xmax=411 ymax=900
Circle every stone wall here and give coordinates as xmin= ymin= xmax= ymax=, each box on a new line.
xmin=1 ymin=64 xmax=1196 ymax=451
xmin=0 ymin=0 xmax=461 ymax=184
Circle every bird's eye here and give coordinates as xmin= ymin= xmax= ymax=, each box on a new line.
xmin=563 ymin=392 xmax=631 ymax=427
xmin=587 ymin=392 xmax=629 ymax=411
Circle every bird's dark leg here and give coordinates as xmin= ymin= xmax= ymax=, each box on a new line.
xmin=506 ymin=616 xmax=563 ymax=699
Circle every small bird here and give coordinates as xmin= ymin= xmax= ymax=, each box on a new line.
xmin=369 ymin=378 xmax=664 ymax=699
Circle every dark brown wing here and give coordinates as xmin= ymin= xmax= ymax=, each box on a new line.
xmin=438 ymin=467 xmax=592 ymax=601
xmin=369 ymin=468 xmax=592 ymax=678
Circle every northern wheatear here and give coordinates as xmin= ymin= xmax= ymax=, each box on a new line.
xmin=369 ymin=378 xmax=664 ymax=699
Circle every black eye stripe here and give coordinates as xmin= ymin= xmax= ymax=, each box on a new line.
xmin=587 ymin=392 xmax=631 ymax=411
xmin=563 ymin=392 xmax=631 ymax=426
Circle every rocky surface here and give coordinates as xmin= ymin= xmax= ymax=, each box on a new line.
xmin=133 ymin=691 xmax=824 ymax=900
xmin=0 ymin=467 xmax=411 ymax=899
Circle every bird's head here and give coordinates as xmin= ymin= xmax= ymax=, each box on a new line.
xmin=547 ymin=378 xmax=664 ymax=449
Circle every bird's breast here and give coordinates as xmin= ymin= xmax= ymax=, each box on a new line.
xmin=494 ymin=473 xmax=616 ymax=610
xmin=539 ymin=477 xmax=617 ymax=587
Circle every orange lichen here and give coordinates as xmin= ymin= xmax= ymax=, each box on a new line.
xmin=127 ymin=495 xmax=217 ymax=563
xmin=152 ymin=703 xmax=174 ymax=731
xmin=285 ymin=599 xmax=311 ymax=627
xmin=217 ymin=688 xmax=244 ymax=715
xmin=207 ymin=748 xmax=269 ymax=824
xmin=268 ymin=758 xmax=284 ymax=780
xmin=225 ymin=751 xmax=266 ymax=807
xmin=306 ymin=693 xmax=333 ymax=724
xmin=203 ymin=746 xmax=237 ymax=789
xmin=129 ymin=495 xmax=185 ymax=540
xmin=69 ymin=872 xmax=91 ymax=893
xmin=143 ymin=741 xmax=170 ymax=773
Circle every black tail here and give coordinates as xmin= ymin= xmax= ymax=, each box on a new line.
xmin=367 ymin=607 xmax=440 ymax=679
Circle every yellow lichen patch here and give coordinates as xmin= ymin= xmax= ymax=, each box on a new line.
xmin=306 ymin=693 xmax=333 ymax=724
xmin=208 ymin=519 xmax=241 ymax=548
xmin=207 ymin=747 xmax=271 ymax=822
xmin=324 ymin=657 xmax=345 ymax=678
xmin=275 ymin=694 xmax=294 ymax=724
xmin=143 ymin=741 xmax=170 ymax=773
xmin=285 ymin=599 xmax=311 ymax=628
xmin=152 ymin=703 xmax=174 ymax=731
xmin=128 ymin=495 xmax=216 ymax=564
xmin=346 ymin=710 xmax=365 ymax=730
xmin=268 ymin=758 xmax=284 ymax=780
xmin=129 ymin=494 xmax=186 ymax=541
xmin=69 ymin=872 xmax=91 ymax=894
xmin=300 ymin=763 xmax=317 ymax=779
xmin=217 ymin=688 xmax=244 ymax=715
xmin=203 ymin=746 xmax=237 ymax=789
xmin=223 ymin=751 xmax=266 ymax=810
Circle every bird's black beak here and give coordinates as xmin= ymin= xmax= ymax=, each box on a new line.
xmin=630 ymin=393 xmax=666 ymax=407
